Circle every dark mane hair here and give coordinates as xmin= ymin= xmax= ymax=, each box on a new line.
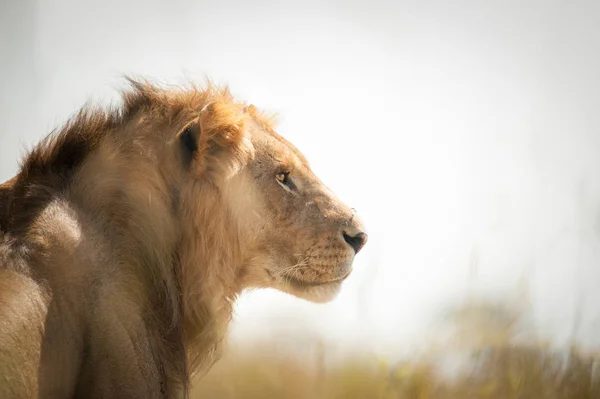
xmin=0 ymin=78 xmax=160 ymax=235
xmin=1 ymin=96 xmax=124 ymax=231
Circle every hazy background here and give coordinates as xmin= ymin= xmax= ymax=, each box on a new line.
xmin=1 ymin=0 xmax=599 ymax=363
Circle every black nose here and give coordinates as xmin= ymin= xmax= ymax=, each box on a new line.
xmin=343 ymin=231 xmax=368 ymax=254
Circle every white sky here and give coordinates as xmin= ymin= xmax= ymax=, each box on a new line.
xmin=1 ymin=0 xmax=600 ymax=360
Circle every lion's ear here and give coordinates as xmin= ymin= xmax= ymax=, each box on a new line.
xmin=190 ymin=102 xmax=253 ymax=179
xmin=179 ymin=120 xmax=201 ymax=154
xmin=198 ymin=102 xmax=245 ymax=151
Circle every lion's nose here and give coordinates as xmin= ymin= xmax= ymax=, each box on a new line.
xmin=342 ymin=230 xmax=368 ymax=254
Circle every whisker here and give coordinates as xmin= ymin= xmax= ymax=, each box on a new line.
xmin=272 ymin=257 xmax=309 ymax=280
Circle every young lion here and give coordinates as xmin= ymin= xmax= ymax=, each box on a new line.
xmin=0 ymin=78 xmax=367 ymax=398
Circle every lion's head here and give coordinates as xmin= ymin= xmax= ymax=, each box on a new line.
xmin=130 ymin=80 xmax=367 ymax=305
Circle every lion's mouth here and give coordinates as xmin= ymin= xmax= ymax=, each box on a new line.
xmin=266 ymin=269 xmax=351 ymax=288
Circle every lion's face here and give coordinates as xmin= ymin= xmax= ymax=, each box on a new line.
xmin=223 ymin=118 xmax=367 ymax=303
xmin=165 ymin=94 xmax=367 ymax=304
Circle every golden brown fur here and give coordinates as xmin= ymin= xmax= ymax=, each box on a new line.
xmin=0 ymin=78 xmax=367 ymax=398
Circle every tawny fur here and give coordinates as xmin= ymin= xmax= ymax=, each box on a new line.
xmin=0 ymin=78 xmax=366 ymax=398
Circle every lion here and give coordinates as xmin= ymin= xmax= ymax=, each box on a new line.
xmin=0 ymin=78 xmax=367 ymax=398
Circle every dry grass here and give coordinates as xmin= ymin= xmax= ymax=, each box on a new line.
xmin=192 ymin=300 xmax=600 ymax=398
xmin=192 ymin=344 xmax=599 ymax=398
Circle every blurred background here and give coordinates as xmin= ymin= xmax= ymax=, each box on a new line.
xmin=1 ymin=0 xmax=600 ymax=397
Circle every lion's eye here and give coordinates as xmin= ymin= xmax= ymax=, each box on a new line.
xmin=276 ymin=172 xmax=288 ymax=184
xmin=275 ymin=171 xmax=295 ymax=192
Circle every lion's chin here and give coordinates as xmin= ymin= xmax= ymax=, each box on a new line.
xmin=279 ymin=279 xmax=344 ymax=303
xmin=263 ymin=267 xmax=350 ymax=303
